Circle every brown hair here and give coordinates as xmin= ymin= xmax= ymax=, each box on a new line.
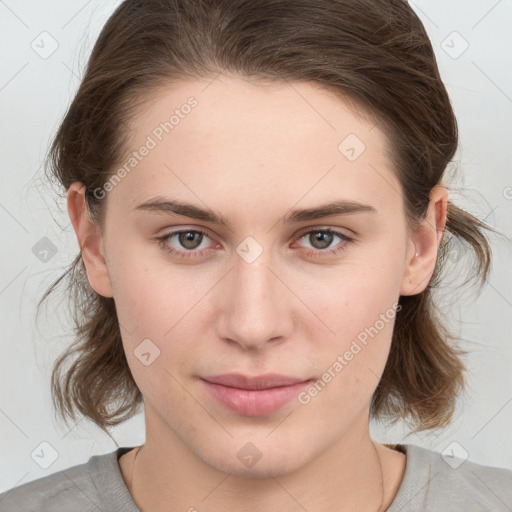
xmin=39 ymin=0 xmax=498 ymax=434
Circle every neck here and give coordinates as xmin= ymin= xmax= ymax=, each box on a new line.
xmin=120 ymin=408 xmax=405 ymax=512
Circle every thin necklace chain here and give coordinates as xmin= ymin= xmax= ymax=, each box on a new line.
xmin=131 ymin=441 xmax=385 ymax=512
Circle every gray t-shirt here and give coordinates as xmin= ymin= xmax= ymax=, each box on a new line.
xmin=1 ymin=443 xmax=511 ymax=511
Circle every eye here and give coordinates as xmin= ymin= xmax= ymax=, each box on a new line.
xmin=156 ymin=229 xmax=215 ymax=260
xmin=294 ymin=228 xmax=352 ymax=258
xmin=156 ymin=227 xmax=353 ymax=260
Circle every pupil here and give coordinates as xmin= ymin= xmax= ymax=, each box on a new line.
xmin=312 ymin=232 xmax=332 ymax=249
xmin=180 ymin=231 xmax=201 ymax=249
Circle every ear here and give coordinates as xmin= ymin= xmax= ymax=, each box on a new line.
xmin=400 ymin=185 xmax=449 ymax=296
xmin=67 ymin=182 xmax=114 ymax=298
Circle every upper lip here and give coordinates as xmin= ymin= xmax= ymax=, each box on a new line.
xmin=201 ymin=373 xmax=311 ymax=390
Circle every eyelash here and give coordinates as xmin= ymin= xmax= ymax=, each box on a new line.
xmin=156 ymin=227 xmax=353 ymax=260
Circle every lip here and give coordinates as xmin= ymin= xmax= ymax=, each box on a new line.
xmin=200 ymin=373 xmax=312 ymax=416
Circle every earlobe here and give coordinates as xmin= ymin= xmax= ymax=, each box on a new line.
xmin=67 ymin=182 xmax=114 ymax=298
xmin=400 ymin=185 xmax=449 ymax=296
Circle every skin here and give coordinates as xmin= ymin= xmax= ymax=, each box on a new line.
xmin=67 ymin=74 xmax=448 ymax=511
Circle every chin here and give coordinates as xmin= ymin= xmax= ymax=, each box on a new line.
xmin=207 ymin=454 xmax=304 ymax=479
xmin=194 ymin=436 xmax=312 ymax=479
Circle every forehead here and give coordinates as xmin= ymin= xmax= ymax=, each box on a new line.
xmin=127 ymin=74 xmax=385 ymax=153
xmin=110 ymin=74 xmax=401 ymax=217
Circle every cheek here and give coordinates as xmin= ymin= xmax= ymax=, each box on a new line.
xmin=105 ymin=239 xmax=209 ymax=383
xmin=301 ymin=235 xmax=404 ymax=400
xmin=109 ymin=262 xmax=203 ymax=408
xmin=307 ymin=243 xmax=403 ymax=343
xmin=306 ymin=296 xmax=397 ymax=417
xmin=107 ymin=231 xmax=205 ymax=334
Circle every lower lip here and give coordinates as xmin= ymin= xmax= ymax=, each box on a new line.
xmin=201 ymin=379 xmax=311 ymax=416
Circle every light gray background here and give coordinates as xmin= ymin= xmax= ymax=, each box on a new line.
xmin=1 ymin=0 xmax=511 ymax=493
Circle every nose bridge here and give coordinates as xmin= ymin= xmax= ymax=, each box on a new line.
xmin=218 ymin=244 xmax=289 ymax=349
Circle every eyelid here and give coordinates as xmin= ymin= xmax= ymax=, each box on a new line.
xmin=157 ymin=226 xmax=217 ymax=247
xmin=294 ymin=224 xmax=354 ymax=239
xmin=157 ymin=224 xmax=353 ymax=244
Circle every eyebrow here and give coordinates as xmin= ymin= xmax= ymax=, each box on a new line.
xmin=133 ymin=196 xmax=376 ymax=229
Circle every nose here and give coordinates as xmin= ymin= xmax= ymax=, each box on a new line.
xmin=215 ymin=253 xmax=294 ymax=351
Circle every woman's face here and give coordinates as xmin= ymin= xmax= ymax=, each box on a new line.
xmin=73 ymin=74 xmax=441 ymax=477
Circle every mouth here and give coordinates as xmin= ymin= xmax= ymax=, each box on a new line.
xmin=200 ymin=373 xmax=313 ymax=416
